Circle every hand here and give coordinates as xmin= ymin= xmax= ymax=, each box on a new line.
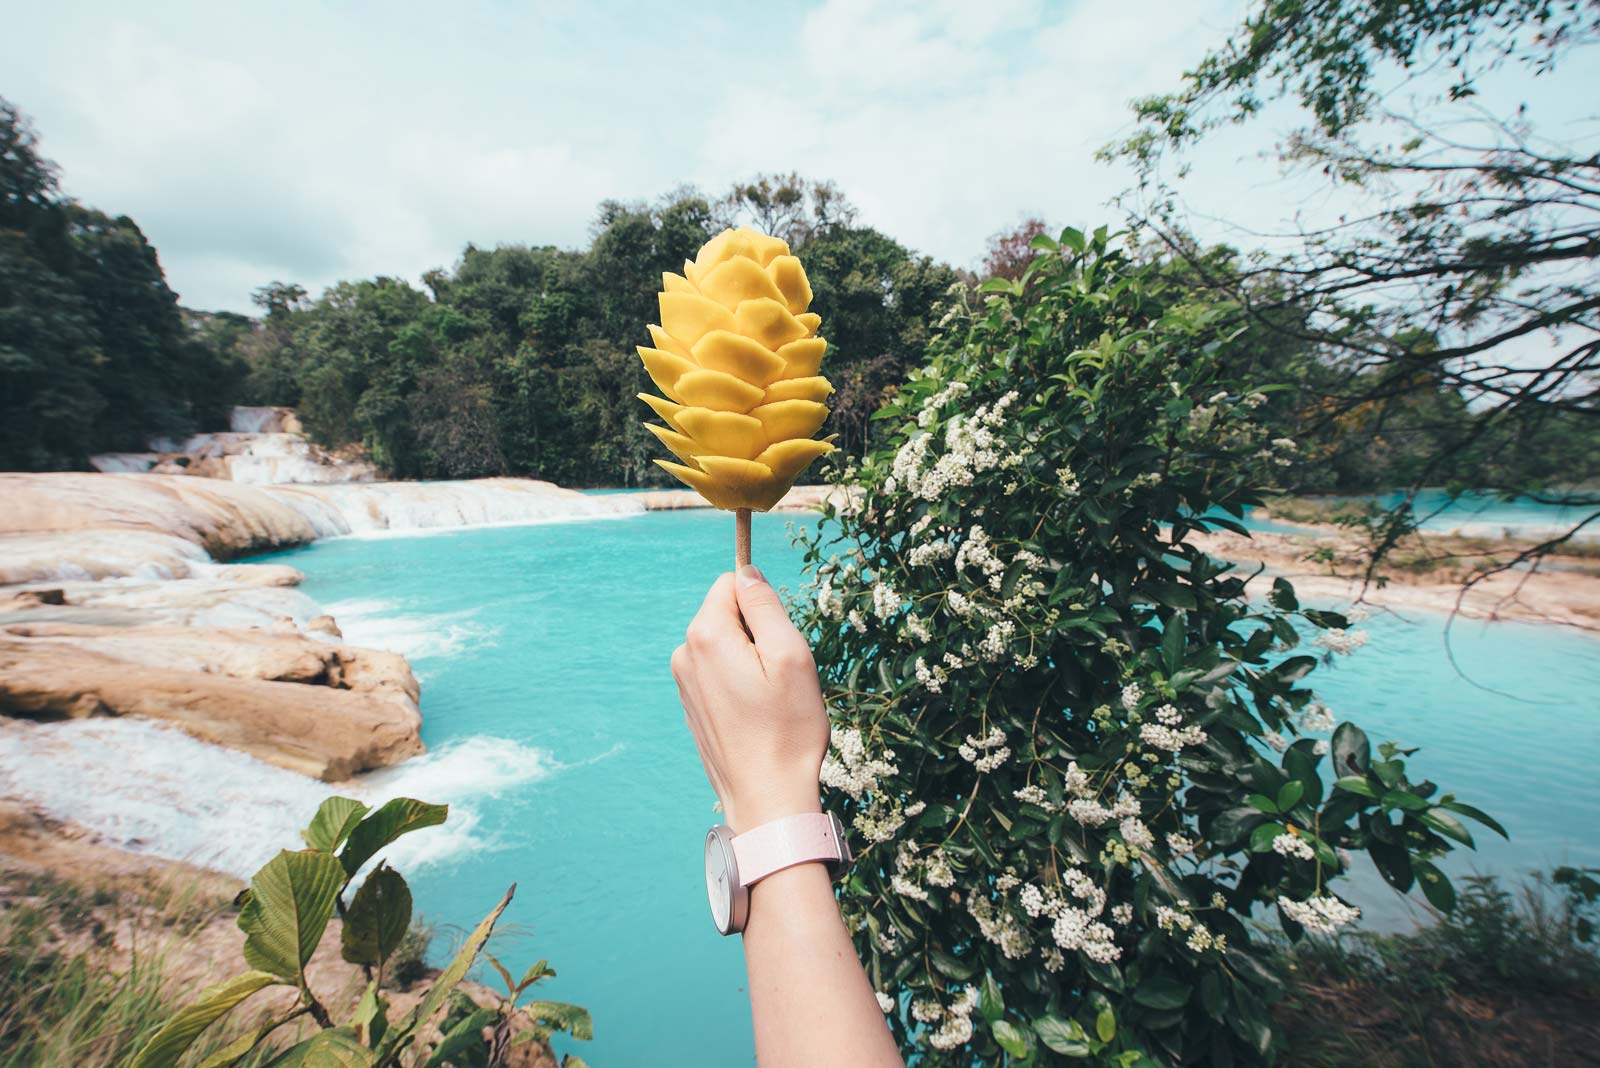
xmin=671 ymin=566 xmax=830 ymax=833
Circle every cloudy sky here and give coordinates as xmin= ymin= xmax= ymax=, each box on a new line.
xmin=3 ymin=1 xmax=1585 ymax=314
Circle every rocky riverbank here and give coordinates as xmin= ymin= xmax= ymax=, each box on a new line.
xmin=1193 ymin=525 xmax=1600 ymax=631
xmin=0 ymin=472 xmax=641 ymax=780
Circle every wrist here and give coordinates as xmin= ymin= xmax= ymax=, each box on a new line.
xmin=727 ymin=789 xmax=822 ymax=835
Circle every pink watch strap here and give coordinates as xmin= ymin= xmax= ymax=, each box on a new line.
xmin=731 ymin=812 xmax=846 ymax=887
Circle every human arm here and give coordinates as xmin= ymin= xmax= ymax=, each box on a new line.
xmin=670 ymin=567 xmax=904 ymax=1068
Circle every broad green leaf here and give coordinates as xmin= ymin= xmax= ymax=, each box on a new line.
xmin=423 ymin=1005 xmax=498 ymax=1068
xmin=1245 ymin=793 xmax=1278 ymax=814
xmin=1440 ymin=799 xmax=1509 ymax=839
xmin=302 ymin=797 xmax=369 ymax=853
xmin=979 ymin=972 xmax=1004 ymax=1023
xmin=239 ymin=850 xmax=345 ymax=982
xmin=1160 ymin=610 xmax=1186 ymax=673
xmin=347 ymin=979 xmax=387 ymax=1048
xmin=1416 ymin=860 xmax=1457 ymax=912
xmin=129 ymin=971 xmax=280 ymax=1068
xmin=267 ymin=1028 xmax=373 ymax=1068
xmin=1380 ymin=789 xmax=1427 ymax=812
xmin=1418 ymin=808 xmax=1474 ymax=846
xmin=1248 ymin=822 xmax=1287 ymax=853
xmin=1033 ymin=1014 xmax=1091 ymax=1056
xmin=1331 ymin=722 xmax=1370 ymax=776
xmin=381 ymin=885 xmax=515 ymax=1057
xmin=1096 ymin=1004 xmax=1116 ymax=1042
xmin=525 ymin=1001 xmax=595 ymax=1042
xmin=1268 ymin=577 xmax=1297 ymax=610
xmin=991 ymin=1020 xmax=1032 ymax=1057
xmin=930 ymin=946 xmax=977 ymax=980
xmin=1333 ymin=775 xmax=1377 ymax=798
xmin=341 ymin=864 xmax=412 ymax=968
xmin=197 ymin=1026 xmax=273 ymax=1068
xmin=339 ymin=799 xmax=448 ymax=876
xmin=1276 ymin=781 xmax=1305 ymax=811
xmin=1132 ymin=974 xmax=1191 ymax=1010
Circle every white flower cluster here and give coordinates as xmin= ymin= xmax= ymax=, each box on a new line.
xmin=977 ymin=619 xmax=1016 ymax=662
xmin=819 ymin=727 xmax=897 ymax=801
xmin=1280 ymin=895 xmax=1360 ymax=934
xmin=1066 ymin=790 xmax=1139 ymax=829
xmin=1120 ymin=682 xmax=1142 ymax=711
xmin=916 ymin=380 xmax=970 ymax=428
xmin=913 ymin=986 xmax=979 ymax=1050
xmin=967 ymin=893 xmax=1034 ymax=960
xmin=915 ymin=656 xmax=948 ymax=693
xmin=1263 ymin=731 xmax=1289 ymax=753
xmin=925 ymin=851 xmax=956 ymax=888
xmin=890 ymin=843 xmax=930 ymax=902
xmin=1139 ymin=703 xmax=1207 ymax=751
xmin=1298 ymin=700 xmax=1336 ymax=734
xmin=854 ymin=802 xmax=907 ymax=844
xmin=1155 ymin=905 xmax=1227 ymax=954
xmin=904 ymin=613 xmax=932 ymax=642
xmin=958 ymin=726 xmax=1010 ymax=772
xmin=1012 ymin=783 xmax=1058 ymax=811
xmin=1244 ymin=392 xmax=1268 ymax=409
xmin=1167 ymin=832 xmax=1196 ymax=856
xmin=1120 ymin=816 xmax=1155 ymax=850
xmin=1272 ymin=833 xmax=1315 ymax=861
xmin=815 ymin=571 xmax=844 ymax=620
xmin=1019 ymin=872 xmax=1121 ymax=964
xmin=954 ymin=525 xmax=1008 ymax=591
xmin=871 ymin=582 xmax=900 ymax=621
xmin=875 ymin=991 xmax=896 ymax=1013
xmin=907 ymin=540 xmax=953 ymax=567
xmin=889 ymin=392 xmax=1021 ymax=501
xmin=1312 ymin=627 xmax=1370 ymax=655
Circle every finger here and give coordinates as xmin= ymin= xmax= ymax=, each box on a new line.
xmin=734 ymin=565 xmax=810 ymax=663
xmin=687 ymin=571 xmax=751 ymax=656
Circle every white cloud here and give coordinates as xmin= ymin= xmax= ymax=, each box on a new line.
xmin=7 ymin=0 xmax=1584 ymax=316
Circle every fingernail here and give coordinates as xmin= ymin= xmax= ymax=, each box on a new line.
xmin=737 ymin=565 xmax=766 ymax=589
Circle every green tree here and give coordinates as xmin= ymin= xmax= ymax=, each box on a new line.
xmin=1107 ymin=0 xmax=1600 ymax=567
xmin=795 ymin=230 xmax=1501 ymax=1065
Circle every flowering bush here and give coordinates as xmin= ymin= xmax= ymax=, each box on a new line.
xmin=794 ymin=228 xmax=1504 ymax=1066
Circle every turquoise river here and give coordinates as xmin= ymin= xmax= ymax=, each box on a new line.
xmin=240 ymin=508 xmax=1596 ymax=1065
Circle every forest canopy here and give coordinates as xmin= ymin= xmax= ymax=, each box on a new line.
xmin=3 ymin=80 xmax=1593 ymax=497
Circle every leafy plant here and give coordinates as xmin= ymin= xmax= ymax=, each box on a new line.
xmin=127 ymin=797 xmax=591 ymax=1068
xmin=793 ymin=228 xmax=1503 ymax=1065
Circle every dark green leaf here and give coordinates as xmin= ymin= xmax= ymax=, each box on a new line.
xmin=302 ymin=797 xmax=369 ymax=853
xmin=1132 ymin=975 xmax=1190 ymax=1010
xmin=341 ymin=864 xmax=412 ymax=968
xmin=1033 ymin=1014 xmax=1091 ymax=1056
xmin=992 ymin=1020 xmax=1032 ymax=1057
xmin=238 ymin=850 xmax=345 ymax=982
xmin=1416 ymin=860 xmax=1457 ymax=912
xmin=339 ymin=799 xmax=448 ymax=876
xmin=129 ymin=972 xmax=280 ymax=1068
xmin=1331 ymin=723 xmax=1371 ymax=775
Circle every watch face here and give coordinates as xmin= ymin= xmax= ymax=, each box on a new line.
xmin=704 ymin=828 xmax=735 ymax=934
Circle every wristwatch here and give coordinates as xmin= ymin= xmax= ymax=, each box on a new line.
xmin=704 ymin=812 xmax=852 ymax=935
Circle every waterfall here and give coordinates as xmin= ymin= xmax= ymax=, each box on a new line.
xmin=263 ymin=479 xmax=645 ymax=538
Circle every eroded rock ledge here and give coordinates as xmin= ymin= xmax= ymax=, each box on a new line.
xmin=0 ymin=624 xmax=422 ymax=780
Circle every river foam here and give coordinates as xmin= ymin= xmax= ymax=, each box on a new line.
xmin=0 ymin=718 xmax=554 ymax=879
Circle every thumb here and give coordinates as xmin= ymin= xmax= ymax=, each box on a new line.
xmin=735 ymin=565 xmax=806 ymax=657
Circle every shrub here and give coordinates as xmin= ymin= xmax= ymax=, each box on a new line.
xmin=794 ymin=228 xmax=1503 ymax=1065
xmin=128 ymin=797 xmax=591 ymax=1068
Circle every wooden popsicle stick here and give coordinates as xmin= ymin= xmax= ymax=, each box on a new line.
xmin=735 ymin=508 xmax=752 ymax=569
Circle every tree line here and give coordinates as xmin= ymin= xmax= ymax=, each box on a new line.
xmin=4 ymin=30 xmax=1595 ymax=503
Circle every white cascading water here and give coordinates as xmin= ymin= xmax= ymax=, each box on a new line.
xmin=264 ymin=481 xmax=645 ymax=538
xmin=0 ymin=718 xmax=557 ymax=878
